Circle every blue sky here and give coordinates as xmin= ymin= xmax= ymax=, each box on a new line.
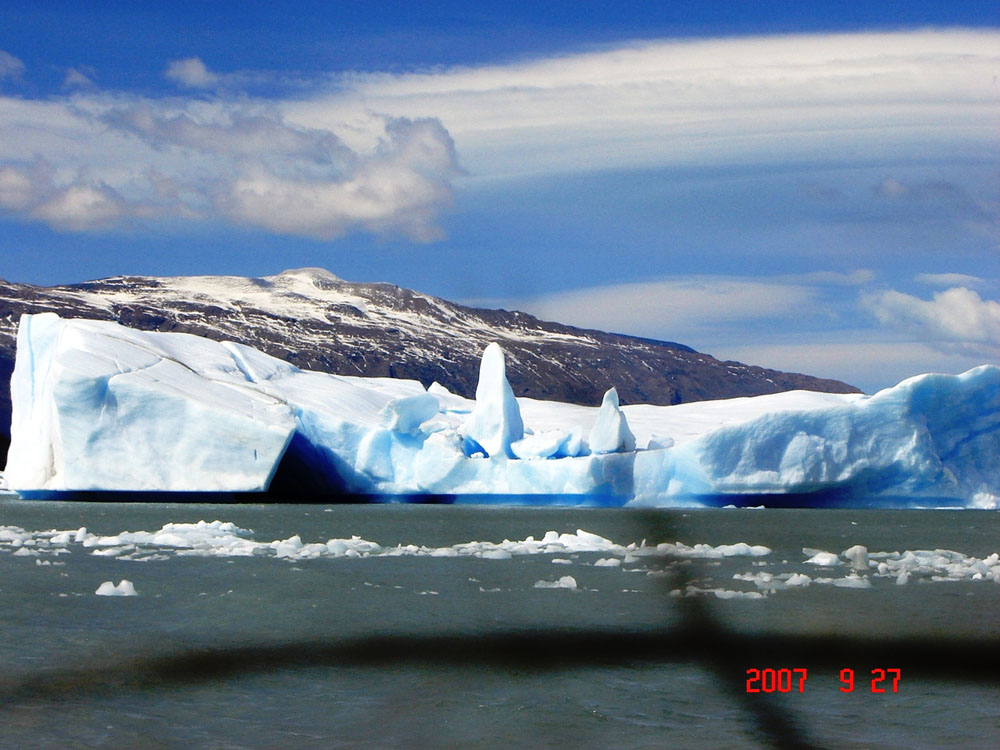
xmin=0 ymin=2 xmax=997 ymax=393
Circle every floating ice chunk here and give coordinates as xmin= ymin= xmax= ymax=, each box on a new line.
xmin=731 ymin=571 xmax=812 ymax=591
xmin=478 ymin=549 xmax=513 ymax=560
xmin=804 ymin=549 xmax=840 ymax=566
xmin=534 ymin=575 xmax=578 ymax=590
xmin=379 ymin=393 xmax=440 ymax=435
xmin=463 ymin=343 xmax=524 ymax=458
xmin=272 ymin=535 xmax=305 ymax=558
xmin=832 ymin=574 xmax=871 ymax=589
xmin=588 ymin=388 xmax=636 ymax=454
xmin=594 ymin=557 xmax=622 ymax=567
xmin=684 ymin=586 xmax=765 ymax=599
xmin=842 ymin=544 xmax=870 ymax=571
xmin=0 ymin=526 xmax=27 ymax=543
xmin=713 ymin=589 xmax=765 ymax=600
xmin=650 ymin=541 xmax=771 ymax=559
xmin=95 ymin=580 xmax=138 ymax=596
xmin=733 ymin=571 xmax=774 ymax=589
xmin=552 ymin=557 xmax=573 ymax=564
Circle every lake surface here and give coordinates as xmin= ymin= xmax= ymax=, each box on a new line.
xmin=0 ymin=499 xmax=997 ymax=749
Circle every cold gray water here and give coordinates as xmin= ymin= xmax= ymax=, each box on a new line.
xmin=1 ymin=499 xmax=997 ymax=749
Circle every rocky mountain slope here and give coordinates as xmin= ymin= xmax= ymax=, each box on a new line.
xmin=0 ymin=268 xmax=859 ymax=463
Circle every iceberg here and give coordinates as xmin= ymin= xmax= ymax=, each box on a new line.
xmin=3 ymin=313 xmax=999 ymax=507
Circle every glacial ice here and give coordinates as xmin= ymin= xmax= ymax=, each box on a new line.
xmin=2 ymin=520 xmax=997 ymax=599
xmin=4 ymin=313 xmax=999 ymax=507
xmin=588 ymin=387 xmax=636 ymax=454
xmin=462 ymin=342 xmax=523 ymax=458
xmin=534 ymin=575 xmax=579 ymax=590
xmin=95 ymin=580 xmax=138 ymax=596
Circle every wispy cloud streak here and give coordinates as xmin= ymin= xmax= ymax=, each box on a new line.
xmin=289 ymin=29 xmax=1000 ymax=176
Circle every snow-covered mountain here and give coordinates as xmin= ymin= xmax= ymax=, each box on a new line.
xmin=0 ymin=268 xmax=858 ymax=461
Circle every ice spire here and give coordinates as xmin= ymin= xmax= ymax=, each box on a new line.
xmin=463 ymin=343 xmax=524 ymax=457
xmin=588 ymin=387 xmax=636 ymax=454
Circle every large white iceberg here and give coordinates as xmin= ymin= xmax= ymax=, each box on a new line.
xmin=4 ymin=313 xmax=998 ymax=507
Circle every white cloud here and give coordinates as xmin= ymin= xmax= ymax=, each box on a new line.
xmin=219 ymin=118 xmax=459 ymax=241
xmin=0 ymin=165 xmax=39 ymax=211
xmin=477 ymin=272 xmax=996 ymax=393
xmin=0 ymin=96 xmax=460 ymax=240
xmin=915 ymin=273 xmax=989 ymax=289
xmin=864 ymin=287 xmax=1000 ymax=358
xmin=165 ymin=57 xmax=219 ymax=88
xmin=63 ymin=67 xmax=96 ymax=89
xmin=0 ymin=50 xmax=25 ymax=80
xmin=101 ymin=102 xmax=351 ymax=162
xmin=0 ymin=161 xmax=160 ymax=231
xmin=776 ymin=270 xmax=876 ymax=286
xmin=0 ymin=29 xmax=995 ymax=239
xmin=287 ymin=29 xmax=1000 ymax=178
xmin=716 ymin=337 xmax=989 ymax=395
xmin=875 ymin=178 xmax=909 ymax=198
xmin=30 ymin=184 xmax=126 ymax=231
xmin=500 ymin=277 xmax=818 ymax=340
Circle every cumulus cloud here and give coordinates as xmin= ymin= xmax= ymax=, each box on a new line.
xmin=165 ymin=57 xmax=219 ymax=88
xmin=0 ymin=29 xmax=995 ymax=240
xmin=0 ymin=50 xmax=25 ymax=80
xmin=219 ymin=118 xmax=459 ymax=241
xmin=101 ymin=102 xmax=351 ymax=163
xmin=31 ymin=183 xmax=128 ymax=231
xmin=0 ymin=161 xmax=160 ymax=231
xmin=0 ymin=96 xmax=460 ymax=241
xmin=864 ymin=287 xmax=1000 ymax=358
xmin=0 ymin=164 xmax=39 ymax=211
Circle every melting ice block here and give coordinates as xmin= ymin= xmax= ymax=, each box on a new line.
xmin=4 ymin=313 xmax=999 ymax=507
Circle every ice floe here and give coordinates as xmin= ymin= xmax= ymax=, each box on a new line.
xmin=534 ymin=575 xmax=578 ymax=590
xmin=95 ymin=579 xmax=138 ymax=596
xmin=1 ymin=520 xmax=996 ymax=604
